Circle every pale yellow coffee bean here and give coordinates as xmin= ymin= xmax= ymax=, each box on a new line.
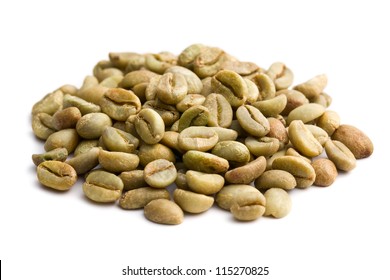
xmin=324 ymin=140 xmax=356 ymax=171
xmin=317 ymin=110 xmax=340 ymax=136
xmin=173 ymin=189 xmax=214 ymax=213
xmin=287 ymin=103 xmax=326 ymax=125
xmin=264 ymin=188 xmax=292 ymax=218
xmin=255 ymin=170 xmax=297 ymax=190
xmin=119 ymin=187 xmax=170 ymax=209
xmin=288 ymin=120 xmax=323 ymax=157
xmin=293 ymin=74 xmax=327 ymax=99
xmin=144 ymin=199 xmax=184 ymax=225
xmin=186 ymin=170 xmax=225 ymax=195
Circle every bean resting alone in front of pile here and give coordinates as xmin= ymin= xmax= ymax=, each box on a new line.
xmin=31 ymin=44 xmax=374 ymax=225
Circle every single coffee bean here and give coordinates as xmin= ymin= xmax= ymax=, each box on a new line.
xmin=312 ymin=158 xmax=338 ymax=187
xmin=175 ymin=94 xmax=206 ymax=113
xmin=74 ymin=140 xmax=99 ymax=156
xmin=324 ymin=140 xmax=356 ymax=171
xmin=119 ymin=187 xmax=170 ymax=209
xmin=222 ymin=60 xmax=259 ymax=76
xmin=66 ymin=147 xmax=100 ymax=175
xmin=142 ymin=100 xmax=180 ymax=127
xmin=83 ymin=170 xmax=124 ymax=203
xmin=119 ymin=69 xmax=159 ymax=89
xmin=225 ymin=156 xmax=266 ymax=184
xmin=252 ymin=94 xmax=287 ymax=117
xmin=32 ymin=148 xmax=68 ymax=166
xmin=144 ymin=199 xmax=184 ymax=225
xmin=156 ymin=72 xmax=188 ymax=105
xmin=186 ymin=170 xmax=225 ymax=195
xmin=144 ymin=159 xmax=177 ymax=188
xmin=193 ymin=47 xmax=227 ymax=78
xmin=173 ymin=189 xmax=214 ymax=214
xmin=272 ymin=156 xmax=316 ymax=188
xmin=203 ymin=93 xmax=233 ymax=128
xmin=287 ymin=103 xmax=326 ymax=125
xmin=76 ymin=112 xmax=112 ymax=139
xmin=138 ymin=143 xmax=176 ymax=167
xmin=293 ymin=74 xmax=327 ymax=100
xmin=264 ymin=188 xmax=292 ymax=218
xmin=178 ymin=126 xmax=219 ymax=152
xmin=211 ymin=140 xmax=250 ymax=166
xmin=32 ymin=113 xmax=56 ymax=140
xmin=245 ymin=136 xmax=280 ymax=157
xmin=37 ymin=161 xmax=77 ymax=191
xmin=175 ymin=171 xmax=189 ymax=190
xmin=182 ymin=150 xmax=229 ymax=174
xmin=101 ymin=127 xmax=139 ymax=153
xmin=317 ymin=110 xmax=340 ymax=136
xmin=230 ymin=203 xmax=266 ymax=221
xmin=211 ymin=69 xmax=248 ymax=107
xmin=304 ymin=124 xmax=329 ymax=146
xmin=63 ymin=94 xmax=101 ymax=115
xmin=32 ymin=90 xmax=63 ymax=115
xmin=331 ymin=125 xmax=373 ymax=159
xmin=209 ymin=127 xmax=238 ymax=142
xmin=236 ymin=105 xmax=270 ymax=137
xmin=135 ymin=108 xmax=165 ymax=144
xmin=285 ymin=147 xmax=312 ymax=163
xmin=52 ymin=107 xmax=82 ymax=130
xmin=278 ymin=89 xmax=309 ymax=115
xmin=119 ymin=170 xmax=147 ymax=191
xmin=165 ymin=66 xmax=203 ymax=95
xmin=251 ymin=72 xmax=276 ymax=100
xmin=267 ymin=117 xmax=289 ymax=145
xmin=178 ymin=43 xmax=206 ymax=69
xmin=255 ymin=169 xmax=297 ymax=190
xmin=288 ymin=120 xmax=323 ymax=157
xmin=243 ymin=78 xmax=260 ymax=103
xmin=98 ymin=150 xmax=139 ymax=173
xmin=44 ymin=128 xmax=79 ymax=153
xmin=178 ymin=105 xmax=209 ymax=132
xmin=100 ymin=88 xmax=141 ymax=121
xmin=266 ymin=62 xmax=294 ymax=90
xmin=145 ymin=52 xmax=177 ymax=74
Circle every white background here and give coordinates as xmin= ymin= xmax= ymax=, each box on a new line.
xmin=1 ymin=0 xmax=389 ymax=279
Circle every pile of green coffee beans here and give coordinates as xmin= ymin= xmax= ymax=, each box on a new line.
xmin=31 ymin=44 xmax=374 ymax=225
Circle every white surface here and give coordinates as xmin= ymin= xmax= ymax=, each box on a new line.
xmin=0 ymin=0 xmax=389 ymax=279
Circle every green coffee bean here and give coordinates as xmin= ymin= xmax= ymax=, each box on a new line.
xmin=236 ymin=105 xmax=270 ymax=137
xmin=252 ymin=94 xmax=287 ymax=117
xmin=156 ymin=72 xmax=188 ymax=105
xmin=288 ymin=120 xmax=323 ymax=157
xmin=264 ymin=188 xmax=292 ymax=218
xmin=100 ymin=88 xmax=141 ymax=121
xmin=211 ymin=140 xmax=250 ymax=166
xmin=74 ymin=140 xmax=99 ymax=156
xmin=317 ymin=110 xmax=340 ymax=136
xmin=98 ymin=150 xmax=139 ymax=173
xmin=245 ymin=136 xmax=280 ymax=157
xmin=32 ymin=113 xmax=56 ymax=140
xmin=32 ymin=90 xmax=63 ymax=115
xmin=83 ymin=170 xmax=123 ymax=203
xmin=186 ymin=170 xmax=225 ymax=195
xmin=144 ymin=159 xmax=177 ymax=188
xmin=178 ymin=43 xmax=206 ymax=69
xmin=251 ymin=72 xmax=276 ymax=100
xmin=266 ymin=62 xmax=294 ymax=90
xmin=66 ymin=147 xmax=100 ymax=175
xmin=203 ymin=93 xmax=233 ymax=128
xmin=119 ymin=170 xmax=147 ymax=191
xmin=51 ymin=107 xmax=81 ymax=130
xmin=312 ymin=158 xmax=338 ymax=187
xmin=138 ymin=143 xmax=176 ymax=167
xmin=178 ymin=105 xmax=209 ymax=132
xmin=119 ymin=187 xmax=170 ymax=209
xmin=101 ymin=127 xmax=139 ymax=153
xmin=287 ymin=103 xmax=326 ymax=125
xmin=211 ymin=69 xmax=247 ymax=107
xmin=183 ymin=150 xmax=229 ymax=174
xmin=76 ymin=112 xmax=112 ymax=139
xmin=293 ymin=74 xmax=327 ymax=99
xmin=255 ymin=169 xmax=297 ymax=190
xmin=278 ymin=89 xmax=309 ymax=115
xmin=145 ymin=52 xmax=177 ymax=74
xmin=225 ymin=156 xmax=266 ymax=184
xmin=135 ymin=108 xmax=165 ymax=144
xmin=37 ymin=161 xmax=77 ymax=191
xmin=194 ymin=47 xmax=227 ymax=78
xmin=209 ymin=127 xmax=238 ymax=142
xmin=173 ymin=189 xmax=214 ymax=214
xmin=44 ymin=128 xmax=79 ymax=153
xmin=175 ymin=94 xmax=206 ymax=113
xmin=324 ymin=140 xmax=356 ymax=171
xmin=63 ymin=94 xmax=101 ymax=115
xmin=32 ymin=148 xmax=69 ymax=166
xmin=144 ymin=199 xmax=184 ymax=225
xmin=178 ymin=126 xmax=219 ymax=152
xmin=165 ymin=66 xmax=203 ymax=95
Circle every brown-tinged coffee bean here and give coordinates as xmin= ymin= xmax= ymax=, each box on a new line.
xmin=203 ymin=93 xmax=233 ymax=128
xmin=119 ymin=187 xmax=170 ymax=209
xmin=76 ymin=112 xmax=112 ymax=139
xmin=245 ymin=136 xmax=280 ymax=157
xmin=264 ymin=188 xmax=292 ymax=218
xmin=225 ymin=156 xmax=266 ymax=184
xmin=37 ymin=161 xmax=77 ymax=191
xmin=120 ymin=170 xmax=147 ymax=191
xmin=267 ymin=117 xmax=289 ymax=144
xmin=52 ymin=107 xmax=82 ymax=130
xmin=83 ymin=170 xmax=123 ymax=203
xmin=211 ymin=140 xmax=250 ymax=166
xmin=278 ymin=89 xmax=309 ymax=115
xmin=32 ymin=90 xmax=63 ymax=115
xmin=252 ymin=94 xmax=287 ymax=117
xmin=101 ymin=127 xmax=139 ymax=153
xmin=74 ymin=140 xmax=99 ymax=156
xmin=211 ymin=69 xmax=248 ymax=107
xmin=317 ymin=110 xmax=340 ymax=136
xmin=178 ymin=105 xmax=209 ymax=132
xmin=178 ymin=126 xmax=219 ymax=152
xmin=288 ymin=120 xmax=323 ymax=157
xmin=32 ymin=148 xmax=68 ymax=166
xmin=173 ymin=189 xmax=214 ymax=214
xmin=98 ymin=150 xmax=139 ymax=173
xmin=255 ymin=169 xmax=297 ymax=190
xmin=210 ymin=127 xmax=238 ymax=142
xmin=100 ymin=88 xmax=141 ymax=121
xmin=183 ymin=150 xmax=229 ymax=174
xmin=293 ymin=74 xmax=327 ymax=99
xmin=272 ymin=156 xmax=316 ymax=188
xmin=66 ymin=147 xmax=100 ymax=175
xmin=44 ymin=128 xmax=79 ymax=153
xmin=32 ymin=113 xmax=56 ymax=140
xmin=138 ymin=143 xmax=176 ymax=167
xmin=230 ymin=203 xmax=266 ymax=221
xmin=266 ymin=62 xmax=294 ymax=90
xmin=331 ymin=125 xmax=373 ymax=159
xmin=287 ymin=103 xmax=325 ymax=125
xmin=312 ymin=158 xmax=338 ymax=187
xmin=236 ymin=105 xmax=270 ymax=137
xmin=144 ymin=159 xmax=177 ymax=188
xmin=135 ymin=108 xmax=165 ymax=144
xmin=175 ymin=171 xmax=189 ymax=190
xmin=156 ymin=72 xmax=188 ymax=105
xmin=63 ymin=94 xmax=101 ymax=115
xmin=176 ymin=94 xmax=206 ymax=113
xmin=165 ymin=66 xmax=203 ymax=95
xmin=142 ymin=100 xmax=180 ymax=127
xmin=324 ymin=140 xmax=356 ymax=171
xmin=144 ymin=199 xmax=183 ymax=225
xmin=216 ymin=184 xmax=266 ymax=212
xmin=251 ymin=72 xmax=276 ymax=100
xmin=186 ymin=170 xmax=225 ymax=195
